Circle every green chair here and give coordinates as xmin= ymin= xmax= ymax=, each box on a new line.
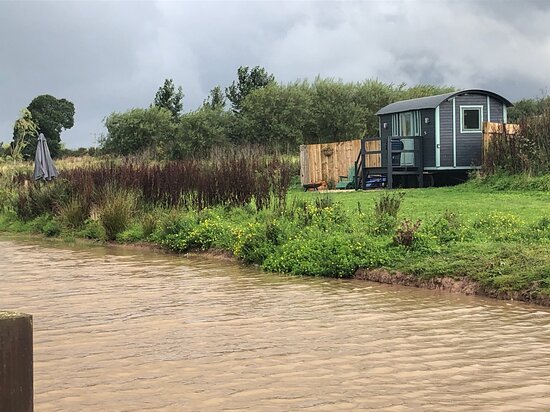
xmin=335 ymin=166 xmax=356 ymax=189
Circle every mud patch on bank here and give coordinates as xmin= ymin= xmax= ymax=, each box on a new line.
xmin=354 ymin=268 xmax=550 ymax=307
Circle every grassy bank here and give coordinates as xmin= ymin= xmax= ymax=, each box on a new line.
xmin=1 ymin=159 xmax=549 ymax=304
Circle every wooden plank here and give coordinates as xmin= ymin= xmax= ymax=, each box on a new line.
xmin=300 ymin=144 xmax=311 ymax=185
xmin=1 ymin=312 xmax=33 ymax=412
xmin=365 ymin=140 xmax=381 ymax=167
xmin=300 ymin=139 xmax=363 ymax=186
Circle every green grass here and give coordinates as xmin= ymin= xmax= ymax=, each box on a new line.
xmin=292 ymin=186 xmax=550 ymax=224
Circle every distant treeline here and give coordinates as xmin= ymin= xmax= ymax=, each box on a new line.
xmin=99 ymin=67 xmax=455 ymax=159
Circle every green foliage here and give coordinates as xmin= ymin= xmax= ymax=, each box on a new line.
xmin=97 ymin=73 xmax=456 ymax=158
xmin=373 ymin=191 xmax=404 ymax=234
xmin=153 ymin=78 xmax=184 ymax=118
xmin=483 ymin=105 xmax=550 ymax=175
xmin=27 ymin=214 xmax=61 ymax=237
xmin=97 ymin=185 xmax=138 ymax=241
xmin=203 ymin=86 xmax=226 ymax=110
xmin=226 ymin=66 xmax=275 ymax=113
xmin=168 ymin=109 xmax=231 ymax=159
xmin=101 ymin=107 xmax=175 ymax=156
xmin=232 ymin=221 xmax=276 ymax=263
xmin=473 ymin=211 xmax=525 ymax=241
xmin=393 ymin=219 xmax=422 ymax=247
xmin=238 ymin=82 xmax=313 ymax=149
xmin=508 ymin=96 xmax=550 ymax=122
xmin=467 ymin=172 xmax=550 ymax=192
xmin=21 ymin=95 xmax=75 ymax=159
xmin=141 ymin=212 xmax=159 ymax=239
xmin=42 ymin=219 xmax=62 ymax=237
xmin=263 ymin=231 xmax=393 ymax=277
xmin=11 ymin=108 xmax=38 ymax=161
xmin=76 ymin=218 xmax=105 ymax=240
xmin=15 ymin=180 xmax=72 ymax=221
xmin=58 ymin=196 xmax=90 ymax=229
xmin=422 ymin=211 xmax=472 ymax=244
xmin=117 ymin=223 xmax=145 ymax=242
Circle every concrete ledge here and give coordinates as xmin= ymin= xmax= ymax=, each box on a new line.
xmin=0 ymin=311 xmax=33 ymax=412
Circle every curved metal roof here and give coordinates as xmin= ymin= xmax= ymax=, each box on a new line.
xmin=376 ymin=89 xmax=513 ymax=115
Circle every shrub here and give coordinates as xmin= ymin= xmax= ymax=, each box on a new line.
xmin=117 ymin=223 xmax=145 ymax=242
xmin=15 ymin=180 xmax=73 ymax=221
xmin=97 ymin=185 xmax=138 ymax=241
xmin=77 ymin=218 xmax=105 ymax=240
xmin=42 ymin=219 xmax=62 ymax=237
xmin=153 ymin=212 xmax=197 ymax=252
xmin=232 ymin=222 xmax=275 ymax=264
xmin=393 ymin=219 xmax=422 ymax=247
xmin=263 ymin=231 xmax=394 ymax=278
xmin=373 ymin=192 xmax=404 ymax=234
xmin=374 ymin=191 xmax=404 ymax=219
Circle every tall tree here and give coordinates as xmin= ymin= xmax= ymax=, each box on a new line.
xmin=154 ymin=78 xmax=184 ymax=118
xmin=202 ymin=86 xmax=226 ymax=111
xmin=226 ymin=66 xmax=275 ymax=113
xmin=18 ymin=95 xmax=75 ymax=159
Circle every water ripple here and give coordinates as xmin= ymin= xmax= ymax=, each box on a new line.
xmin=1 ymin=237 xmax=550 ymax=411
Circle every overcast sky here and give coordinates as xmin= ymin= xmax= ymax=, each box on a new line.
xmin=1 ymin=0 xmax=549 ymax=148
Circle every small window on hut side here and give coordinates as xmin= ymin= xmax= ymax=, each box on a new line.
xmin=460 ymin=106 xmax=483 ymax=133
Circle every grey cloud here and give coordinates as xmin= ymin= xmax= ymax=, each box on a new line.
xmin=1 ymin=0 xmax=549 ymax=148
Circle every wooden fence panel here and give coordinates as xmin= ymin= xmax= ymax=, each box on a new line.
xmin=365 ymin=140 xmax=381 ymax=167
xmin=300 ymin=140 xmax=361 ymax=185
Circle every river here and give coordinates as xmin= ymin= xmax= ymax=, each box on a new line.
xmin=1 ymin=236 xmax=549 ymax=411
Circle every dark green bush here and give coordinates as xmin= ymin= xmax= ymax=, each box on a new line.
xmin=77 ymin=219 xmax=105 ymax=240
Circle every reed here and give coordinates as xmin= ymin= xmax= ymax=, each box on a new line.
xmin=14 ymin=150 xmax=294 ymax=213
xmin=483 ymin=110 xmax=550 ymax=175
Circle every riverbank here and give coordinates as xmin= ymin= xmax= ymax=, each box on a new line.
xmin=1 ymin=164 xmax=549 ymax=305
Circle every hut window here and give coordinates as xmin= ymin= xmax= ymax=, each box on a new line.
xmin=460 ymin=105 xmax=483 ymax=133
xmin=391 ymin=111 xmax=420 ymax=136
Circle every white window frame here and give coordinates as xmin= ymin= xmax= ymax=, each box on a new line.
xmin=460 ymin=105 xmax=483 ymax=133
xmin=391 ymin=110 xmax=421 ymax=137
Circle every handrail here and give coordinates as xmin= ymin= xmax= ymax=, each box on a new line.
xmin=356 ymin=135 xmax=424 ymax=190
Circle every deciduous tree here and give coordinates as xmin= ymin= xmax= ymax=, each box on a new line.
xmin=19 ymin=95 xmax=75 ymax=158
xmin=226 ymin=66 xmax=275 ymax=113
xmin=154 ymin=78 xmax=184 ymax=118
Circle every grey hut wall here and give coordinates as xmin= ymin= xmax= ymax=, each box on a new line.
xmin=439 ymin=93 xmax=506 ymax=167
xmin=438 ymin=99 xmax=454 ymax=167
xmin=456 ymin=94 xmax=486 ymax=166
xmin=489 ymin=96 xmax=505 ymax=122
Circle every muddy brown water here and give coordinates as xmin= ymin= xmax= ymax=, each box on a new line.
xmin=1 ymin=236 xmax=550 ymax=411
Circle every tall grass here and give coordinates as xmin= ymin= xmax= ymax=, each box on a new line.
xmin=11 ymin=150 xmax=295 ymax=225
xmin=98 ymin=185 xmax=138 ymax=241
xmin=483 ymin=109 xmax=550 ymax=175
xmin=55 ymin=152 xmax=294 ymax=211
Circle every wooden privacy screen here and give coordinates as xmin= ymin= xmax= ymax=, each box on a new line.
xmin=300 ymin=139 xmax=380 ymax=185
